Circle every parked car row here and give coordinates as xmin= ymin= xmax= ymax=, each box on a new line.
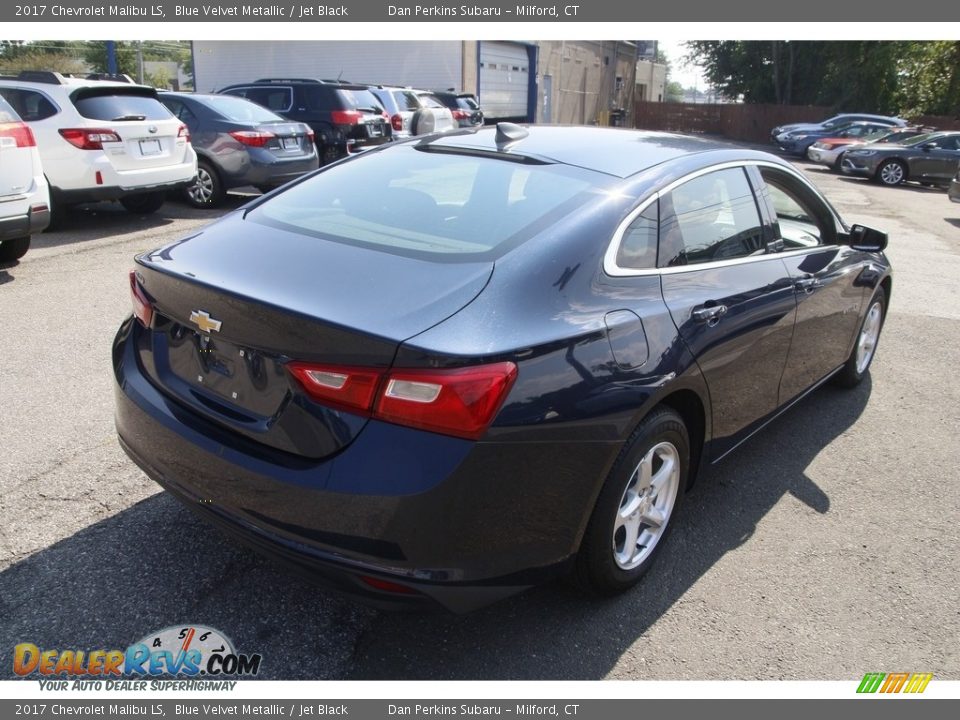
xmin=0 ymin=71 xmax=489 ymax=236
xmin=771 ymin=110 xmax=960 ymax=197
xmin=0 ymin=70 xmax=198 ymax=249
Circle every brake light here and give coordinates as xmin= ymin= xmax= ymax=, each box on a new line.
xmin=452 ymin=110 xmax=470 ymax=120
xmin=331 ymin=110 xmax=363 ymax=125
xmin=59 ymin=128 xmax=121 ymax=150
xmin=228 ymin=130 xmax=275 ymax=148
xmin=129 ymin=270 xmax=153 ymax=328
xmin=0 ymin=121 xmax=36 ymax=147
xmin=390 ymin=113 xmax=403 ymax=132
xmin=287 ymin=361 xmax=517 ymax=440
xmin=306 ymin=129 xmax=315 ymax=144
xmin=178 ymin=124 xmax=190 ymax=142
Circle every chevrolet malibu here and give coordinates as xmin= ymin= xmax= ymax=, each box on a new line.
xmin=114 ymin=126 xmax=892 ymax=612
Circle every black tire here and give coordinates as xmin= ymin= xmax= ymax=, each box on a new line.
xmin=183 ymin=161 xmax=225 ymax=208
xmin=317 ymin=141 xmax=341 ymax=166
xmin=875 ymin=159 xmax=906 ymax=186
xmin=834 ymin=286 xmax=887 ymax=388
xmin=573 ymin=406 xmax=689 ymax=596
xmin=0 ymin=236 xmax=30 ymax=263
xmin=120 ymin=191 xmax=166 ymax=215
xmin=832 ymin=153 xmax=846 ymax=172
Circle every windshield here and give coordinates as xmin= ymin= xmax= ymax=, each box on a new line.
xmin=248 ymin=145 xmax=614 ymax=262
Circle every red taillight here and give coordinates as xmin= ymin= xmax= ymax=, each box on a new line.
xmin=228 ymin=129 xmax=275 ymax=147
xmin=306 ymin=129 xmax=315 ymax=144
xmin=375 ymin=363 xmax=518 ymax=440
xmin=59 ymin=128 xmax=121 ymax=150
xmin=452 ymin=110 xmax=470 ymax=120
xmin=287 ymin=360 xmax=517 ymax=440
xmin=0 ymin=121 xmax=36 ymax=147
xmin=129 ymin=270 xmax=153 ymax=328
xmin=331 ymin=110 xmax=363 ymax=125
xmin=178 ymin=124 xmax=190 ymax=142
xmin=358 ymin=575 xmax=417 ymax=595
xmin=390 ymin=113 xmax=403 ymax=132
xmin=287 ymin=363 xmax=384 ymax=416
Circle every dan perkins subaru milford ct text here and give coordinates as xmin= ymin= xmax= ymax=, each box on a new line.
xmin=388 ymin=5 xmax=581 ymax=17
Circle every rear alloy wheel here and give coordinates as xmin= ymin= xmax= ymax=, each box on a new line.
xmin=574 ymin=406 xmax=688 ymax=595
xmin=876 ymin=160 xmax=906 ymax=186
xmin=0 ymin=236 xmax=30 ymax=263
xmin=120 ymin=191 xmax=166 ymax=215
xmin=184 ymin=161 xmax=225 ymax=208
xmin=834 ymin=286 xmax=887 ymax=388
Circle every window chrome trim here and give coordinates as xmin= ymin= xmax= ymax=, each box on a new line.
xmin=603 ymin=159 xmax=843 ymax=278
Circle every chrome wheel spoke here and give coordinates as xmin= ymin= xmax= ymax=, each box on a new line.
xmin=612 ymin=440 xmax=681 ymax=571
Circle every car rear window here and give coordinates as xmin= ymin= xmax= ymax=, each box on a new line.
xmin=456 ymin=97 xmax=479 ymax=110
xmin=393 ymin=90 xmax=420 ymax=111
xmin=248 ymin=145 xmax=614 ymax=262
xmin=201 ymin=95 xmax=284 ymax=123
xmin=71 ymin=89 xmax=172 ymax=121
xmin=335 ymin=89 xmax=384 ymax=113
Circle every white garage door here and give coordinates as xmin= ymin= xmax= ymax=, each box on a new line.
xmin=479 ymin=42 xmax=531 ymax=120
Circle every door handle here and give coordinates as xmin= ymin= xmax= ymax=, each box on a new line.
xmin=795 ymin=276 xmax=822 ymax=294
xmin=692 ymin=304 xmax=728 ymax=324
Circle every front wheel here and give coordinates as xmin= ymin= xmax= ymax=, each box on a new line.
xmin=834 ymin=286 xmax=887 ymax=388
xmin=876 ymin=160 xmax=906 ymax=186
xmin=573 ymin=406 xmax=689 ymax=596
xmin=120 ymin=192 xmax=165 ymax=215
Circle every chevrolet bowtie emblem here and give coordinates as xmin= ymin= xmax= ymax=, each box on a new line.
xmin=189 ymin=310 xmax=222 ymax=334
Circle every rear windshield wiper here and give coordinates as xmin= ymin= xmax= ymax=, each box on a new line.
xmin=112 ymin=114 xmax=147 ymax=121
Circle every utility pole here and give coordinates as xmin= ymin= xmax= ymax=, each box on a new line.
xmin=106 ymin=41 xmax=117 ymax=75
xmin=136 ymin=41 xmax=144 ymax=84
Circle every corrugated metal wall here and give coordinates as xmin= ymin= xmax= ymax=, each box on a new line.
xmin=192 ymin=41 xmax=463 ymax=93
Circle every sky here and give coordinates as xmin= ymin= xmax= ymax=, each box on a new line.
xmin=657 ymin=39 xmax=708 ymax=90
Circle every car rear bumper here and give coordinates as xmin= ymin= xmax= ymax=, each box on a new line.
xmin=0 ymin=199 xmax=50 ymax=240
xmin=806 ymin=147 xmax=842 ymax=165
xmin=113 ymin=319 xmax=618 ymax=612
xmin=53 ymin=177 xmax=195 ymax=204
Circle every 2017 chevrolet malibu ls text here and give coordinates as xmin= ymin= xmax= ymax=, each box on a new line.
xmin=113 ymin=126 xmax=892 ymax=612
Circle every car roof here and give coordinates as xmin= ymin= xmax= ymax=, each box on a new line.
xmin=423 ymin=125 xmax=783 ymax=179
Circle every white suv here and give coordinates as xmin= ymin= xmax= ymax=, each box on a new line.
xmin=0 ymin=72 xmax=197 ymax=225
xmin=0 ymin=94 xmax=49 ymax=262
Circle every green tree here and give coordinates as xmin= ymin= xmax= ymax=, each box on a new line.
xmin=897 ymin=41 xmax=960 ymax=117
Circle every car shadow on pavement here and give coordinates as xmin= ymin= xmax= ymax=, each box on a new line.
xmin=0 ymin=379 xmax=870 ymax=681
xmin=349 ymin=378 xmax=871 ymax=680
xmin=0 ymin=490 xmax=376 ymax=680
xmin=30 ymin=196 xmax=250 ymax=252
xmin=945 ymin=218 xmax=960 ymax=230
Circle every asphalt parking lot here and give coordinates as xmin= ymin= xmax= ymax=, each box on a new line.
xmin=1 ymin=160 xmax=959 ymax=682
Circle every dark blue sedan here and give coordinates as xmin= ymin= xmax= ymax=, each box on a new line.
xmin=114 ymin=126 xmax=892 ymax=612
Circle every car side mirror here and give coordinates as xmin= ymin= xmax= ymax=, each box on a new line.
xmin=921 ymin=142 xmax=937 ymax=151
xmin=842 ymin=224 xmax=888 ymax=252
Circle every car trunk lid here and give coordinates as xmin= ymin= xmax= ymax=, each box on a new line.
xmin=132 ymin=216 xmax=492 ymax=459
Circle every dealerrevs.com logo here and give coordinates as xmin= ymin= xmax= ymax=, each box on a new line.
xmin=14 ymin=625 xmax=261 ymax=689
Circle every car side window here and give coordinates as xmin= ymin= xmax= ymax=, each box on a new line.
xmin=162 ymin=99 xmax=195 ymax=122
xmin=935 ymin=136 xmax=959 ymax=151
xmin=658 ymin=167 xmax=764 ymax=267
xmin=758 ymin=167 xmax=837 ymax=248
xmin=243 ymin=87 xmax=293 ymax=113
xmin=617 ymin=202 xmax=658 ymax=270
xmin=0 ymin=88 xmax=58 ymax=121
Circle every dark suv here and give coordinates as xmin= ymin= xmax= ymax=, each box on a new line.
xmin=431 ymin=89 xmax=484 ymax=128
xmin=218 ymin=78 xmax=391 ymax=164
